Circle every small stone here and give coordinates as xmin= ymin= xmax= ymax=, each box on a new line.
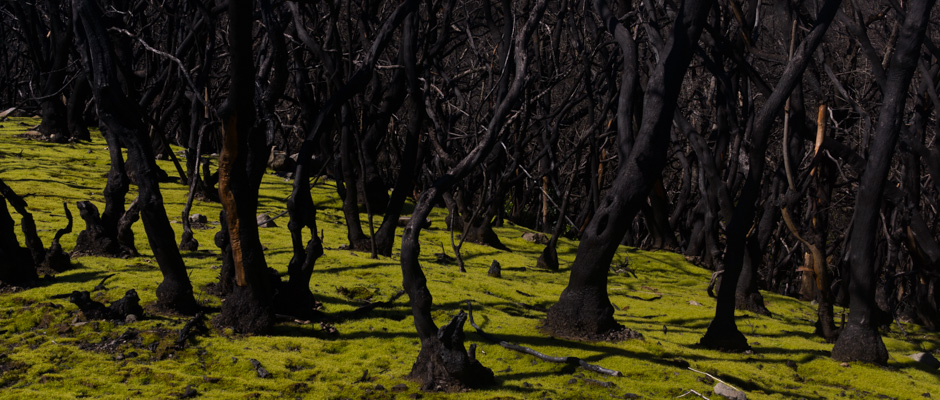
xmin=373 ymin=384 xmax=386 ymax=391
xmin=179 ymin=385 xmax=198 ymax=399
xmin=567 ymin=378 xmax=578 ymax=385
xmin=840 ymin=362 xmax=850 ymax=367
xmin=688 ymin=300 xmax=703 ymax=306
xmin=125 ymin=314 xmax=138 ymax=323
xmin=250 ymin=359 xmax=272 ymax=378
xmin=257 ymin=214 xmax=277 ymax=228
xmin=391 ymin=383 xmax=408 ymax=392
xmin=908 ymin=352 xmax=940 ymax=370
xmin=189 ymin=214 xmax=208 ymax=223
xmin=714 ymin=382 xmax=747 ymax=400
xmin=785 ymin=360 xmax=797 ymax=370
xmin=488 ymin=260 xmax=502 ymax=278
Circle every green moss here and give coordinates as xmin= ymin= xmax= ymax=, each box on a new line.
xmin=1 ymin=118 xmax=939 ymax=399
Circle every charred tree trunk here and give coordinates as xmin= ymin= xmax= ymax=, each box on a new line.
xmin=832 ymin=0 xmax=934 ymax=364
xmin=402 ymin=1 xmax=544 ymax=389
xmin=373 ymin=15 xmax=425 ymax=257
xmin=215 ymin=0 xmax=277 ymax=334
xmin=73 ymin=0 xmax=198 ymax=314
xmin=701 ymin=0 xmax=840 ymax=351
xmin=545 ymin=0 xmax=712 ymax=340
xmin=67 ymin=73 xmax=92 ymax=141
xmin=11 ymin=1 xmax=72 ymax=141
xmin=284 ymin=0 xmax=414 ymax=314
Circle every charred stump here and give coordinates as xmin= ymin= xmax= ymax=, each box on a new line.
xmin=409 ymin=312 xmax=494 ymax=391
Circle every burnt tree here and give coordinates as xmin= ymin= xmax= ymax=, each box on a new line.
xmin=544 ymin=0 xmax=713 ymax=340
xmin=214 ymin=0 xmax=278 ymax=334
xmin=72 ymin=0 xmax=198 ymax=314
xmin=832 ymin=0 xmax=935 ymax=364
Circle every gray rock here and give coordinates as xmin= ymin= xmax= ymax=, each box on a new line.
xmin=257 ymin=214 xmax=277 ymax=228
xmin=521 ymin=232 xmax=549 ymax=244
xmin=909 ymin=352 xmax=940 ymax=369
xmin=714 ymin=382 xmax=747 ymax=400
xmin=189 ymin=213 xmax=208 ymax=223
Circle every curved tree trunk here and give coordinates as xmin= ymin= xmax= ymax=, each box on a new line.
xmin=401 ymin=1 xmax=545 ymax=388
xmin=545 ymin=0 xmax=712 ymax=340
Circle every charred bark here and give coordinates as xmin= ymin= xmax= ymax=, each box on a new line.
xmin=832 ymin=0 xmax=934 ymax=364
xmin=401 ymin=0 xmax=545 ymax=389
xmin=215 ymin=0 xmax=276 ymax=333
xmin=546 ymin=0 xmax=712 ymax=340
xmin=701 ymin=0 xmax=841 ymax=351
xmin=73 ymin=0 xmax=198 ymax=314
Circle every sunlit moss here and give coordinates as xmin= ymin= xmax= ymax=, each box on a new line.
xmin=1 ymin=118 xmax=938 ymax=399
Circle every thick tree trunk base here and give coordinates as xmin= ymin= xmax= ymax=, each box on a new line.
xmin=700 ymin=318 xmax=750 ymax=352
xmin=735 ymin=291 xmax=771 ymax=316
xmin=179 ymin=231 xmax=199 ymax=251
xmin=831 ymin=322 xmax=888 ymax=364
xmin=72 ymin=201 xmax=134 ymax=258
xmin=462 ymin=224 xmax=508 ymax=251
xmin=276 ymin=283 xmax=318 ymax=320
xmin=41 ymin=241 xmax=71 ymax=273
xmin=543 ymin=289 xmax=642 ymax=341
xmin=535 ymin=245 xmax=559 ymax=271
xmin=216 ymin=285 xmax=274 ymax=334
xmin=408 ymin=311 xmax=494 ymax=391
xmin=343 ymin=237 xmax=373 ymax=253
xmin=814 ymin=319 xmax=840 ymax=342
xmin=155 ymin=279 xmax=199 ymax=315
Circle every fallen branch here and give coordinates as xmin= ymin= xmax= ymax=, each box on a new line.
xmin=677 ymin=389 xmax=710 ymax=399
xmin=176 ymin=312 xmax=207 ymax=349
xmin=687 ymin=367 xmax=740 ymax=392
xmin=465 ymin=300 xmax=622 ymax=377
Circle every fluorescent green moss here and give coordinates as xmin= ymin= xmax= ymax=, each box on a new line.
xmin=1 ymin=118 xmax=939 ymax=399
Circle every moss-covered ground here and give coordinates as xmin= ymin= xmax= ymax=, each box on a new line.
xmin=0 ymin=117 xmax=937 ymax=399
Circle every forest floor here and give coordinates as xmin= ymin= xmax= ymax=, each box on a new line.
xmin=0 ymin=117 xmax=938 ymax=399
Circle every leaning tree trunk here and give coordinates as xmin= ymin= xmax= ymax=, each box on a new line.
xmin=544 ymin=0 xmax=712 ymax=340
xmin=832 ymin=0 xmax=934 ymax=364
xmin=72 ymin=0 xmax=198 ymax=314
